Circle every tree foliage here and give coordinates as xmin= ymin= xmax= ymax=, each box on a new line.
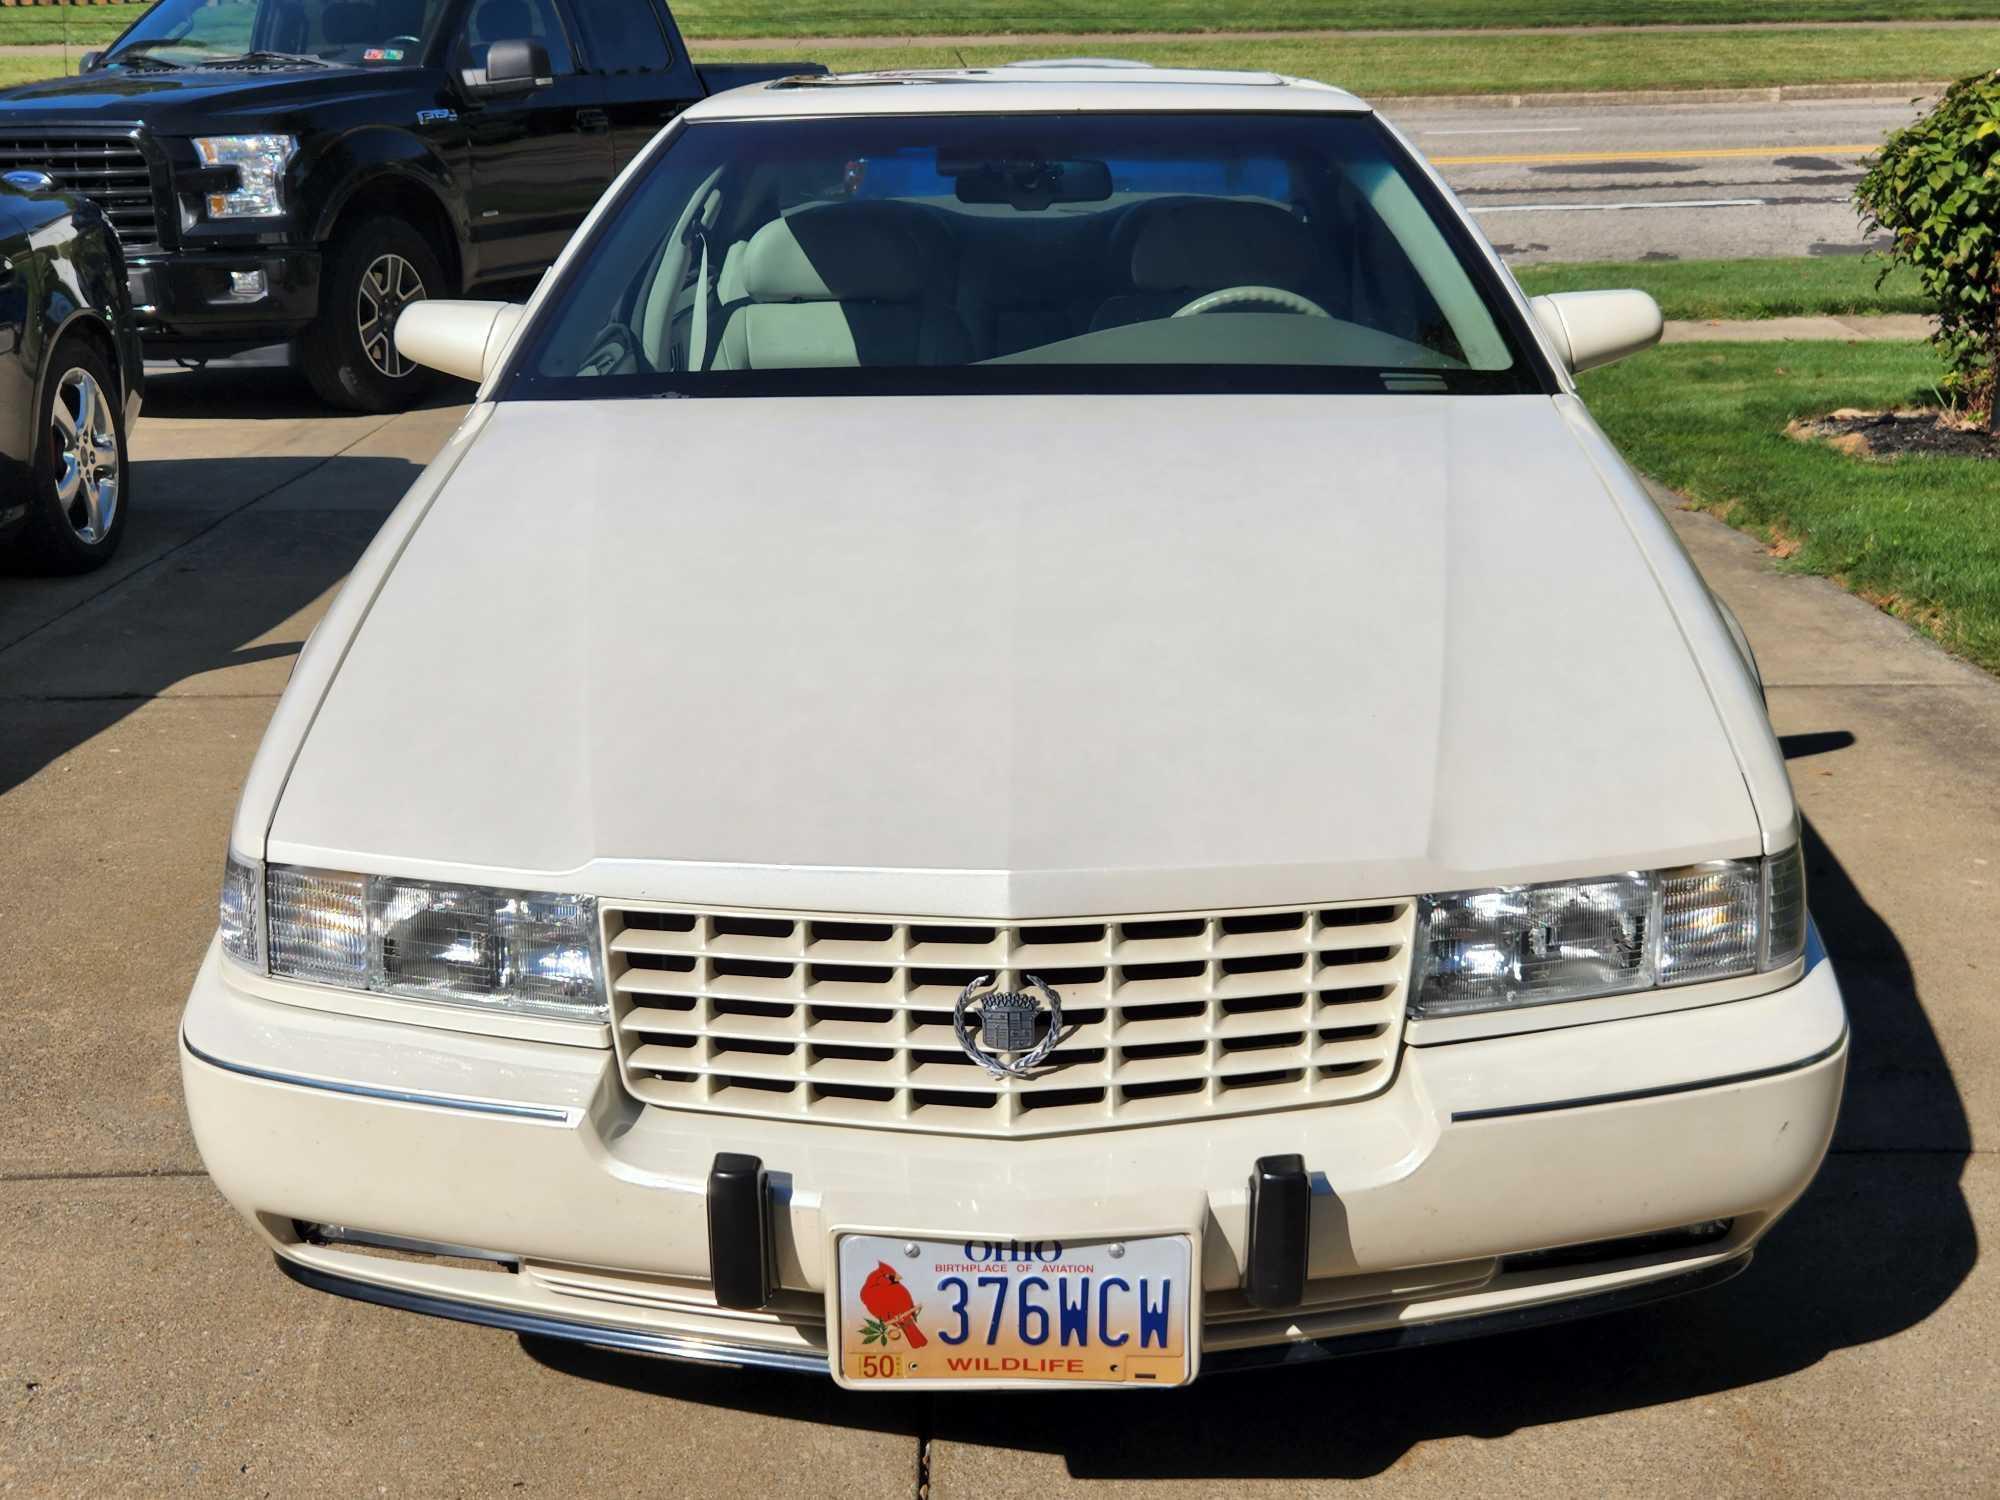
xmin=1855 ymin=72 xmax=2000 ymax=428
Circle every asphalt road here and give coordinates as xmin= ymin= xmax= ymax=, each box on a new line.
xmin=2 ymin=360 xmax=1995 ymax=1495
xmin=1385 ymin=94 xmax=1929 ymax=264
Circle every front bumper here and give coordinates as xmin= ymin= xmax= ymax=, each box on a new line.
xmin=180 ymin=937 xmax=1847 ymax=1381
xmin=127 ymin=246 xmax=320 ymax=351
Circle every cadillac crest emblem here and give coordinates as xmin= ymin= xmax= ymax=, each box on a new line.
xmin=952 ymin=974 xmax=1063 ymax=1079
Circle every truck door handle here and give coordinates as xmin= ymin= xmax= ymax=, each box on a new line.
xmin=577 ymin=107 xmax=610 ymax=133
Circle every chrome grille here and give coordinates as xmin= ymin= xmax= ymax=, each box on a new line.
xmin=0 ymin=131 xmax=163 ymax=251
xmin=605 ymin=899 xmax=1413 ymax=1136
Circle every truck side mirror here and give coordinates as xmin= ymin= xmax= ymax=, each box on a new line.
xmin=78 ymin=50 xmax=102 ymax=73
xmin=460 ymin=38 xmax=552 ymax=99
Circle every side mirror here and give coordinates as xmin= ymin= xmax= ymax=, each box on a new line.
xmin=1528 ymin=289 xmax=1663 ymax=374
xmin=459 ymin=37 xmax=552 ymax=99
xmin=394 ymin=299 xmax=525 ymax=383
xmin=78 ymin=50 xmax=103 ymax=74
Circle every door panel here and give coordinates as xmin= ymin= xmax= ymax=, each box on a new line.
xmin=456 ymin=0 xmax=614 ymax=281
xmin=563 ymin=0 xmax=703 ymax=168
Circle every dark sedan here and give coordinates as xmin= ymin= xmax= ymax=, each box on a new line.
xmin=0 ymin=169 xmax=143 ymax=574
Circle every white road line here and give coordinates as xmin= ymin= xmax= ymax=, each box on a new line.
xmin=1470 ymin=197 xmax=1769 ymax=214
xmin=1417 ymin=126 xmax=1585 ymax=136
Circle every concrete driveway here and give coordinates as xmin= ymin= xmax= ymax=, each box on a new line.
xmin=2 ymin=366 xmax=1993 ymax=1497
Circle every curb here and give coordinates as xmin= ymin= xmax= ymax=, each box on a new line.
xmin=1368 ymin=80 xmax=1947 ymax=111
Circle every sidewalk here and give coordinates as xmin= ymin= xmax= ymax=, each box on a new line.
xmin=1662 ymin=313 xmax=1934 ymax=342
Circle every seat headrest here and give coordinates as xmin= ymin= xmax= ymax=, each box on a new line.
xmin=742 ymin=207 xmax=926 ymax=304
xmin=1128 ymin=200 xmax=1315 ymax=291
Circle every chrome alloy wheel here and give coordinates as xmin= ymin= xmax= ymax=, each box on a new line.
xmin=356 ymin=251 xmax=427 ymax=379
xmin=51 ymin=366 xmax=119 ymax=545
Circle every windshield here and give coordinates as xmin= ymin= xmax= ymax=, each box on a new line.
xmin=104 ymin=0 xmax=449 ymax=68
xmin=509 ymin=110 xmax=1542 ymax=400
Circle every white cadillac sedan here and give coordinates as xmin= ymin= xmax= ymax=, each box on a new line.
xmin=181 ymin=64 xmax=1847 ymax=1390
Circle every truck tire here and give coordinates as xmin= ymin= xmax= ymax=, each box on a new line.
xmin=14 ymin=334 xmax=128 ymax=574
xmin=302 ymin=215 xmax=445 ymax=413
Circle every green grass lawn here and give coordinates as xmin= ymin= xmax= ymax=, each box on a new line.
xmin=1516 ymin=257 xmax=1928 ymax=320
xmin=1581 ymin=342 xmax=2000 ymax=672
xmin=675 ymin=1 xmax=2000 ymax=37
xmin=10 ymin=4 xmax=1997 ymax=99
xmin=0 ymin=55 xmax=92 ymax=87
xmin=0 ymin=10 xmax=136 ymax=48
xmin=696 ymin=26 xmax=2000 ymax=96
xmin=6 ymin=0 xmax=1998 ymax=49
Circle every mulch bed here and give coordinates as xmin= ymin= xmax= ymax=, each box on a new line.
xmin=1786 ymin=407 xmax=1998 ymax=461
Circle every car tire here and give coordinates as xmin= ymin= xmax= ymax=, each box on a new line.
xmin=14 ymin=334 xmax=128 ymax=575
xmin=301 ymin=215 xmax=445 ymax=413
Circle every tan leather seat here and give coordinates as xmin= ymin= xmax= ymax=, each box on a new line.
xmin=711 ymin=205 xmax=973 ymax=371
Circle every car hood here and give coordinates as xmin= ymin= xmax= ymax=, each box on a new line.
xmin=269 ymin=394 xmax=1759 ymax=917
xmin=0 ymin=66 xmax=414 ymax=128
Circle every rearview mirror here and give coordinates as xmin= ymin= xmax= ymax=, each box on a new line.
xmin=459 ymin=37 xmax=552 ymax=99
xmin=1528 ymin=290 xmax=1663 ymax=374
xmin=948 ymin=158 xmax=1113 ymax=210
xmin=78 ymin=50 xmax=102 ymax=74
xmin=394 ymin=299 xmax=525 ymax=383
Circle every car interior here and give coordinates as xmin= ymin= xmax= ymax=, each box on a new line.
xmin=530 ymin=126 xmax=1523 ymax=383
xmin=619 ymin=190 xmax=1479 ymax=375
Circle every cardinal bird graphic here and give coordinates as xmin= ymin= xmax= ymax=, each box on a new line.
xmin=858 ymin=1261 xmax=929 ymax=1347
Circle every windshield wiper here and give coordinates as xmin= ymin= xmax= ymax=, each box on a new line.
xmin=102 ymin=43 xmax=188 ymax=70
xmin=203 ymin=50 xmax=341 ymax=69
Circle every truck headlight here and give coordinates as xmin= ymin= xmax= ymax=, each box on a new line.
xmin=1412 ymin=844 xmax=1807 ymax=1019
xmin=222 ymin=862 xmax=606 ymax=1022
xmin=192 ymin=134 xmax=297 ymax=219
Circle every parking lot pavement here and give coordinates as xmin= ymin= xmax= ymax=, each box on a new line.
xmin=4 ymin=370 xmax=1995 ymax=1495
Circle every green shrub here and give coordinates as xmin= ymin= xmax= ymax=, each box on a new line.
xmin=1855 ymin=72 xmax=2000 ymax=429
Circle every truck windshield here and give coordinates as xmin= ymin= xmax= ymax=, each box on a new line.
xmin=103 ymin=0 xmax=450 ymax=69
xmin=508 ymin=111 xmax=1542 ymax=400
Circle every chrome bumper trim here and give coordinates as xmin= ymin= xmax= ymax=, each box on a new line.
xmin=275 ymin=1255 xmax=831 ymax=1374
xmin=278 ymin=1250 xmax=1749 ymax=1382
xmin=1451 ymin=1029 xmax=1847 ymax=1123
xmin=183 ymin=1031 xmax=579 ymax=1126
xmin=1202 ymin=1253 xmax=1753 ymax=1372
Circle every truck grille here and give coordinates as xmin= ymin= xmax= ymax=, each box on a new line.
xmin=0 ymin=131 xmax=163 ymax=251
xmin=605 ymin=899 xmax=1412 ymax=1136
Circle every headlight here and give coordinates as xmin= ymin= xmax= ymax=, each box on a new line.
xmin=1413 ymin=844 xmax=1807 ymax=1019
xmin=233 ymin=864 xmax=605 ymax=1022
xmin=192 ymin=134 xmax=297 ymax=219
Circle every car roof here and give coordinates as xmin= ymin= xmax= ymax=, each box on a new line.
xmin=684 ymin=63 xmax=1374 ymax=122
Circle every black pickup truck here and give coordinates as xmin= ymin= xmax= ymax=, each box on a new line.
xmin=0 ymin=0 xmax=817 ymax=410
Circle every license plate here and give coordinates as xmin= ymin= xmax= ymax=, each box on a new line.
xmin=833 ymin=1233 xmax=1193 ymax=1387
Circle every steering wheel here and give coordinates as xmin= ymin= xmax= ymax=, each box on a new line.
xmin=1173 ymin=285 xmax=1333 ymax=319
xmin=382 ymin=34 xmax=421 ymax=52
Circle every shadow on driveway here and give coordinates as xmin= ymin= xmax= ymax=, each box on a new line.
xmin=0 ymin=452 xmax=424 ymax=797
xmin=136 ymin=363 xmax=475 ymax=423
xmin=526 ymin=744 xmax=1973 ymax=1481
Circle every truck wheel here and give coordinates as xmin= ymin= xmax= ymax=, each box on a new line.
xmin=302 ymin=216 xmax=445 ymax=413
xmin=14 ymin=335 xmax=128 ymax=574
